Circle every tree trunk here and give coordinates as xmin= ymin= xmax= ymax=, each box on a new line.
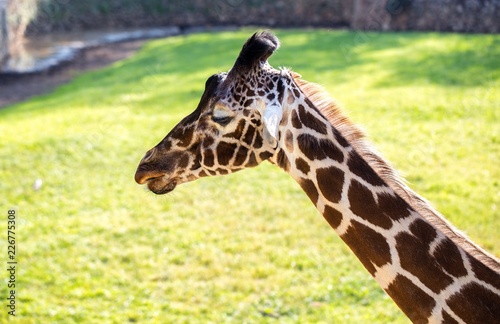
xmin=0 ymin=0 xmax=8 ymax=68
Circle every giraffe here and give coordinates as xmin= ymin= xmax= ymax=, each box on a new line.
xmin=135 ymin=31 xmax=500 ymax=323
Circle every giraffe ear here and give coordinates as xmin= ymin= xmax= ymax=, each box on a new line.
xmin=233 ymin=31 xmax=280 ymax=73
xmin=261 ymin=102 xmax=283 ymax=147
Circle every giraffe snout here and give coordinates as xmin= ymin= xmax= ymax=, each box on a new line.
xmin=135 ymin=163 xmax=177 ymax=195
xmin=135 ymin=148 xmax=166 ymax=184
xmin=134 ymin=167 xmax=166 ymax=185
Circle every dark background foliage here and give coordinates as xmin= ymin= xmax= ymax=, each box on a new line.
xmin=27 ymin=0 xmax=500 ymax=35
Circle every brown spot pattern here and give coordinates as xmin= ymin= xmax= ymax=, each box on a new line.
xmin=468 ymin=255 xmax=500 ymax=290
xmin=325 ymin=141 xmax=344 ymax=163
xmin=347 ymin=151 xmax=386 ymax=186
xmin=395 ymin=231 xmax=454 ymax=293
xmin=202 ymin=136 xmax=214 ymax=149
xmin=341 ymin=220 xmax=391 ymax=275
xmin=190 ymin=155 xmax=201 ymax=171
xmin=178 ymin=153 xmax=190 ymax=169
xmin=295 ymin=157 xmax=310 ymax=175
xmin=433 ymin=238 xmax=467 ymax=278
xmin=276 ymin=149 xmax=290 ymax=171
xmin=348 ymin=180 xmax=393 ymax=229
xmin=299 ymin=178 xmax=319 ymax=204
xmin=259 ymin=151 xmax=273 ymax=161
xmin=216 ymin=142 xmax=238 ymax=165
xmin=247 ymin=152 xmax=258 ymax=167
xmin=291 ymin=109 xmax=302 ymax=129
xmin=447 ymin=283 xmax=500 ymax=324
xmin=253 ymin=132 xmax=263 ymax=149
xmin=233 ymin=146 xmax=249 ymax=166
xmin=277 ymin=79 xmax=284 ymax=103
xmin=441 ymin=311 xmax=459 ymax=324
xmin=316 ymin=167 xmax=344 ymax=203
xmin=224 ymin=119 xmax=246 ymax=139
xmin=298 ymin=104 xmax=327 ymax=135
xmin=178 ymin=128 xmax=193 ymax=147
xmin=243 ymin=125 xmax=255 ymax=145
xmin=297 ymin=134 xmax=343 ymax=163
xmin=285 ymin=130 xmax=294 ymax=152
xmin=243 ymin=99 xmax=254 ymax=107
xmin=323 ymin=205 xmax=343 ymax=229
xmin=409 ymin=219 xmax=437 ymax=245
xmin=333 ymin=128 xmax=350 ymax=148
xmin=385 ymin=275 xmax=436 ymax=323
xmin=377 ymin=193 xmax=411 ymax=221
xmin=203 ymin=149 xmax=215 ymax=167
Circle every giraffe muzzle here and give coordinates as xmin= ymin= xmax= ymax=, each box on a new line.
xmin=134 ymin=168 xmax=166 ymax=185
xmin=135 ymin=147 xmax=171 ymax=184
xmin=134 ymin=168 xmax=177 ymax=194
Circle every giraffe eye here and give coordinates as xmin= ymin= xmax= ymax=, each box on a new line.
xmin=211 ymin=115 xmax=232 ymax=126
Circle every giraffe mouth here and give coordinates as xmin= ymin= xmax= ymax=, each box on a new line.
xmin=147 ymin=177 xmax=177 ymax=195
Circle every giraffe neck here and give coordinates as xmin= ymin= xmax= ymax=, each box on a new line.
xmin=270 ymin=75 xmax=500 ymax=323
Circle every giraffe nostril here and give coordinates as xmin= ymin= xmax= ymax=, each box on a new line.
xmin=140 ymin=148 xmax=156 ymax=164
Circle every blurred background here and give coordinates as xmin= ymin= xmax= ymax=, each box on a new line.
xmin=1 ymin=0 xmax=499 ymax=74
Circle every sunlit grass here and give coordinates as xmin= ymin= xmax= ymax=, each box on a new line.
xmin=0 ymin=29 xmax=498 ymax=323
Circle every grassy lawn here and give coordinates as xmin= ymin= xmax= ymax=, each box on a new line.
xmin=0 ymin=29 xmax=498 ymax=323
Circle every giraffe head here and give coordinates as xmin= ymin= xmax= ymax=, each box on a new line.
xmin=135 ymin=31 xmax=287 ymax=194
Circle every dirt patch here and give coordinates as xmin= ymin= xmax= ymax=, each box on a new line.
xmin=0 ymin=39 xmax=148 ymax=108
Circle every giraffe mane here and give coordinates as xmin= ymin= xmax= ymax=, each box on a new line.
xmin=290 ymin=71 xmax=500 ymax=270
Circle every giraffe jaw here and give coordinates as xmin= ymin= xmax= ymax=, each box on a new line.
xmin=147 ymin=177 xmax=177 ymax=195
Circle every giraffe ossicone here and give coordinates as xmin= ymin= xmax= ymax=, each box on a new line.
xmin=135 ymin=31 xmax=500 ymax=323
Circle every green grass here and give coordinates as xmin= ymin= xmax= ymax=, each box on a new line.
xmin=0 ymin=29 xmax=498 ymax=323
